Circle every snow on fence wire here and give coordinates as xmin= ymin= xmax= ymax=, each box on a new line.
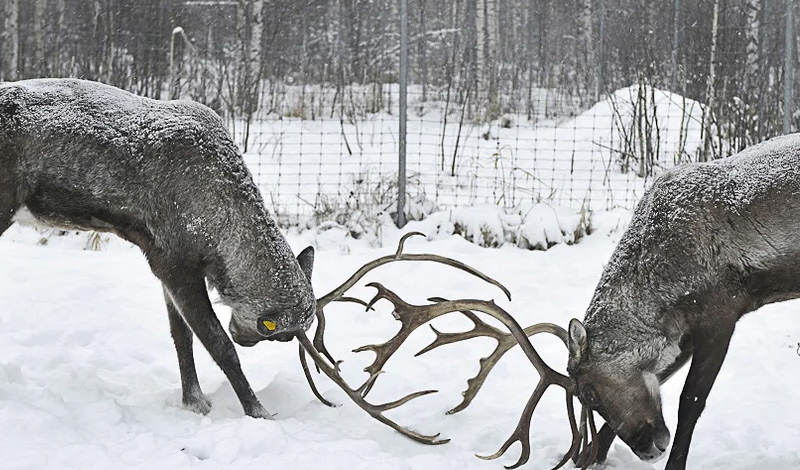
xmin=237 ymin=82 xmax=707 ymax=227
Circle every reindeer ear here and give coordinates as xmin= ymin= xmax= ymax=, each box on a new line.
xmin=296 ymin=246 xmax=315 ymax=282
xmin=568 ymin=318 xmax=588 ymax=364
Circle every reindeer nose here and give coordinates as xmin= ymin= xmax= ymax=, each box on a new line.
xmin=654 ymin=427 xmax=671 ymax=452
xmin=229 ymin=319 xmax=262 ymax=347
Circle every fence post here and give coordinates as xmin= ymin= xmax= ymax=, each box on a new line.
xmin=396 ymin=0 xmax=408 ymax=228
xmin=785 ymin=0 xmax=795 ymax=134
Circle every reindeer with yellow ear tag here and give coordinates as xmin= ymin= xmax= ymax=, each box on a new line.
xmin=0 ymin=78 xmax=316 ymax=419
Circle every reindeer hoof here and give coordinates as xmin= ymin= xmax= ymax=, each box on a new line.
xmin=246 ymin=405 xmax=275 ymax=420
xmin=183 ymin=392 xmax=213 ymax=415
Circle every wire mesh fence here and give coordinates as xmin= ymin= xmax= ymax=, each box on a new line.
xmin=1 ymin=0 xmax=797 ymax=227
xmin=239 ymin=81 xmax=706 ymax=226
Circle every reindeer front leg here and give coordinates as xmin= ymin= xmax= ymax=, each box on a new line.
xmin=149 ymin=253 xmax=271 ymax=419
xmin=665 ymin=322 xmax=735 ymax=470
xmin=163 ymin=287 xmax=212 ymax=415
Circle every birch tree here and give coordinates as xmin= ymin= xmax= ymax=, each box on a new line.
xmin=702 ymin=0 xmax=720 ymax=162
xmin=475 ymin=0 xmax=498 ymax=115
xmin=745 ymin=0 xmax=760 ymax=92
xmin=476 ymin=0 xmax=486 ymax=104
xmin=53 ymin=0 xmax=66 ymax=75
xmin=2 ymin=0 xmax=19 ymax=81
xmin=32 ymin=0 xmax=46 ymax=77
xmin=581 ymin=0 xmax=595 ymax=102
xmin=236 ymin=0 xmax=264 ymax=150
xmin=417 ymin=0 xmax=428 ymax=104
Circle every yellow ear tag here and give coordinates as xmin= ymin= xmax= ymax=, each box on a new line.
xmin=262 ymin=320 xmax=277 ymax=331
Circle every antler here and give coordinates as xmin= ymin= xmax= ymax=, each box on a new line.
xmin=418 ymin=297 xmax=600 ymax=469
xmin=296 ymin=232 xmax=599 ymax=468
xmin=306 ymin=232 xmax=511 ymax=376
xmin=297 ymin=232 xmax=511 ymax=445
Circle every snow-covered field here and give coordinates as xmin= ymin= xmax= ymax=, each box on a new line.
xmin=2 ymin=216 xmax=800 ymax=470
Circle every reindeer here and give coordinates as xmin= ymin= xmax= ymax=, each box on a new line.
xmin=297 ymin=135 xmax=800 ymax=470
xmin=563 ymin=133 xmax=800 ymax=469
xmin=0 ymin=78 xmax=316 ymax=419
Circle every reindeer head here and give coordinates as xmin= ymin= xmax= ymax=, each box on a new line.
xmin=567 ymin=318 xmax=670 ymax=463
xmin=228 ymin=245 xmax=317 ymax=346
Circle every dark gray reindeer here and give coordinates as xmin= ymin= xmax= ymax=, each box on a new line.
xmin=0 ymin=78 xmax=316 ymax=419
xmin=565 ymin=133 xmax=800 ymax=469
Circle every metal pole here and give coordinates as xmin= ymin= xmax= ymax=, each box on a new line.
xmin=396 ymin=0 xmax=408 ymax=228
xmin=784 ymin=0 xmax=795 ymax=134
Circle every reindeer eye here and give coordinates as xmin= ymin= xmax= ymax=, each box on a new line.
xmin=582 ymin=386 xmax=599 ymax=406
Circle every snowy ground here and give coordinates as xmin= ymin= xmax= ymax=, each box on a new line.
xmin=2 ymin=218 xmax=800 ymax=470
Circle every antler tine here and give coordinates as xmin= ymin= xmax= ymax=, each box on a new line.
xmin=315 ymin=231 xmax=511 ymax=310
xmin=572 ymin=404 xmax=601 ymax=470
xmin=477 ymin=378 xmax=550 ymax=469
xmin=299 ymin=345 xmax=337 ymax=408
xmin=297 ymin=332 xmax=449 ymax=445
xmin=581 ymin=408 xmax=600 ymax=469
xmin=560 ymin=392 xmax=583 ymax=469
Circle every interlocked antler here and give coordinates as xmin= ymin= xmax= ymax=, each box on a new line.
xmin=309 ymin=231 xmax=511 ymax=372
xmin=296 ymin=232 xmax=599 ymax=468
xmin=297 ymin=232 xmax=510 ymax=445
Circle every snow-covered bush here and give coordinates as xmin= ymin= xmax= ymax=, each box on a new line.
xmin=448 ymin=203 xmax=590 ymax=250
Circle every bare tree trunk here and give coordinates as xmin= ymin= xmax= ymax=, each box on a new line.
xmin=485 ymin=0 xmax=498 ymax=112
xmin=745 ymin=0 xmax=760 ymax=91
xmin=538 ymin=0 xmax=549 ymax=88
xmin=236 ymin=0 xmax=264 ymax=150
xmin=53 ymin=0 xmax=66 ymax=76
xmin=33 ymin=0 xmax=47 ymax=77
xmin=525 ymin=0 xmax=535 ymax=118
xmin=417 ymin=0 xmax=428 ymax=106
xmin=744 ymin=0 xmax=761 ymax=139
xmin=581 ymin=0 xmax=595 ymax=102
xmin=463 ymin=0 xmax=478 ymax=113
xmin=476 ymin=0 xmax=486 ymax=106
xmin=475 ymin=0 xmax=498 ymax=118
xmin=105 ymin=0 xmax=115 ymax=83
xmin=250 ymin=0 xmax=263 ymax=88
xmin=702 ymin=0 xmax=720 ymax=162
xmin=3 ymin=0 xmax=19 ymax=81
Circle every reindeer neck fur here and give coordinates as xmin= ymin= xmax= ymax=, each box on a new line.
xmin=584 ymin=133 xmax=800 ymax=377
xmin=206 ymin=194 xmax=312 ymax=316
